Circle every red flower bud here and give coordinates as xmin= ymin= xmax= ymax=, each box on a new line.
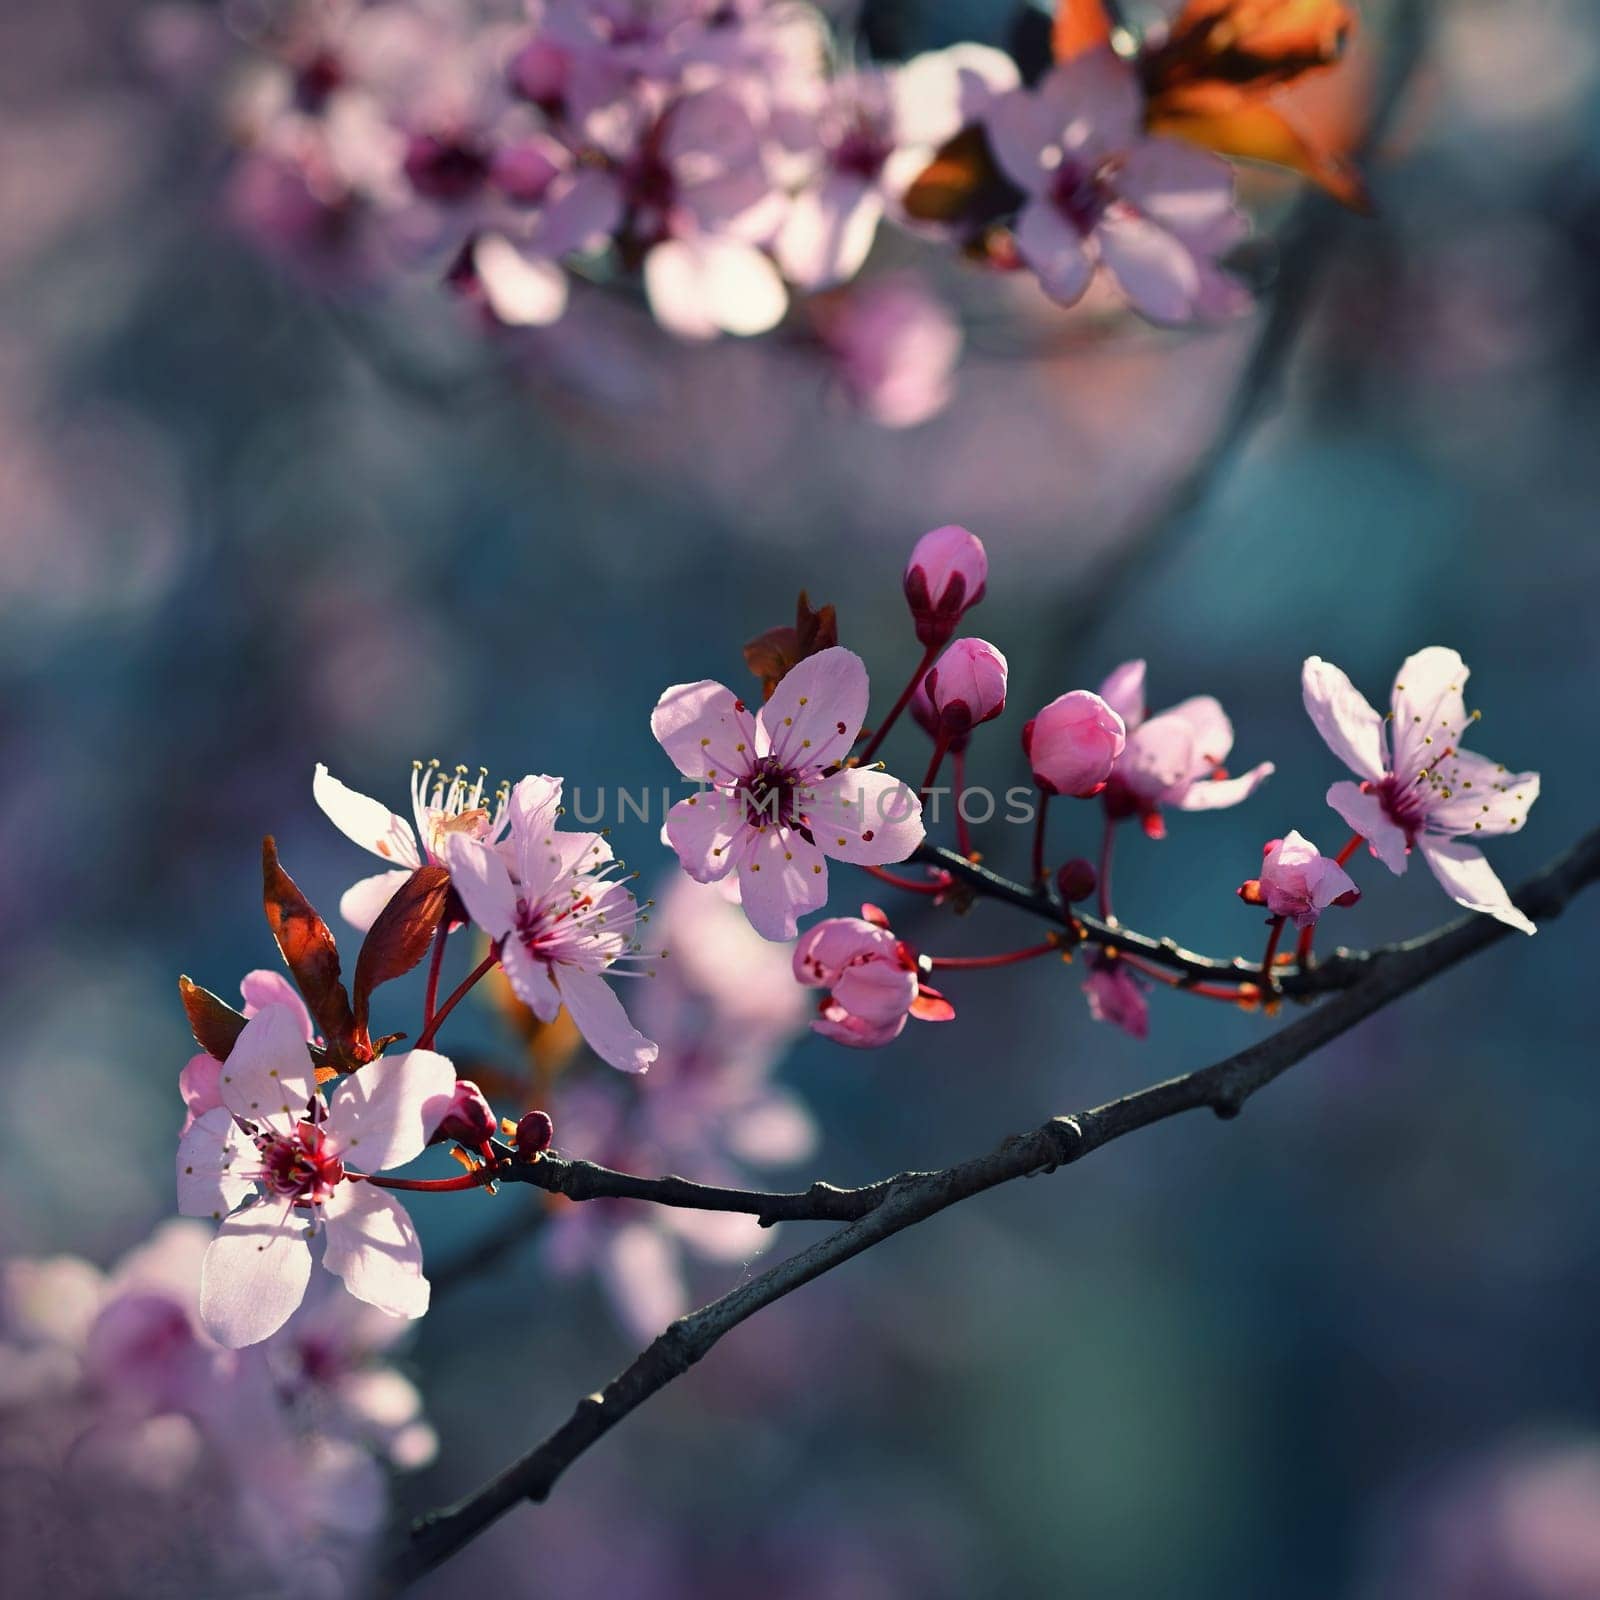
xmin=427 ymin=1080 xmax=497 ymax=1148
xmin=515 ymin=1110 xmax=554 ymax=1156
xmin=1055 ymin=858 xmax=1098 ymax=903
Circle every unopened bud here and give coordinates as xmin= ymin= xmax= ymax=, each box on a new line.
xmin=1056 ymin=858 xmax=1097 ymax=903
xmin=904 ymin=525 xmax=987 ymax=647
xmin=427 ymin=1080 xmax=496 ymax=1148
xmin=515 ymin=1110 xmax=554 ymax=1156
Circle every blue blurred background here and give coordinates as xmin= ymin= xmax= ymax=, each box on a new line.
xmin=5 ymin=1 xmax=1600 ymax=1594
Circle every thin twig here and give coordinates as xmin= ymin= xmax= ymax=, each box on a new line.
xmin=382 ymin=822 xmax=1600 ymax=1590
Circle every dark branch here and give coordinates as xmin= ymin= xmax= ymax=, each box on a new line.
xmin=384 ymin=823 xmax=1600 ymax=1590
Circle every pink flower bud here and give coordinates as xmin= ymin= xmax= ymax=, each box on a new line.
xmin=1055 ymin=858 xmax=1097 ymax=903
xmin=904 ymin=525 xmax=988 ymax=647
xmin=1022 ymin=691 xmax=1127 ymax=797
xmin=426 ymin=1080 xmax=496 ymax=1148
xmin=1254 ymin=831 xmax=1360 ymax=928
xmin=515 ymin=1110 xmax=554 ymax=1155
xmin=924 ymin=639 xmax=1007 ymax=737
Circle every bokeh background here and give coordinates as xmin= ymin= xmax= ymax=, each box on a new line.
xmin=5 ymin=1 xmax=1600 ymax=1595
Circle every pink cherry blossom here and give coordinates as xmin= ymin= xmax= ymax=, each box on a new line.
xmin=314 ymin=758 xmax=512 ymax=930
xmin=904 ymin=524 xmax=988 ymax=646
xmin=793 ymin=907 xmax=954 ymax=1049
xmin=775 ymin=45 xmax=1018 ymax=291
xmin=1023 ymin=689 xmax=1127 ymax=797
xmin=811 ymin=274 xmax=962 ymax=430
xmin=181 ymin=970 xmax=317 ymax=1133
xmin=653 ymin=647 xmax=926 ymax=941
xmin=443 ymin=775 xmax=659 ymax=1073
xmin=1246 ymin=831 xmax=1361 ymax=929
xmin=177 ymin=1005 xmax=456 ymax=1346
xmin=1099 ymin=659 xmax=1274 ymax=837
xmin=924 ymin=638 xmax=1008 ymax=737
xmin=1302 ymin=648 xmax=1540 ymax=934
xmin=984 ymin=51 xmax=1249 ymax=323
xmin=1083 ymin=953 xmax=1149 ymax=1039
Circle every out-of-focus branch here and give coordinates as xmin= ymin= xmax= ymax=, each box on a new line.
xmin=382 ymin=821 xmax=1599 ymax=1590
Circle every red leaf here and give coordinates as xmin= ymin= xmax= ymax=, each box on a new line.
xmin=262 ymin=836 xmax=366 ymax=1068
xmin=353 ymin=864 xmax=452 ymax=1034
xmin=178 ymin=976 xmax=248 ymax=1060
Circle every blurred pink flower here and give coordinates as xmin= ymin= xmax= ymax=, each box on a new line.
xmin=984 ymin=52 xmax=1249 ymax=322
xmin=812 ymin=274 xmax=962 ymax=429
xmin=1099 ymin=659 xmax=1273 ymax=837
xmin=1303 ymin=647 xmax=1540 ymax=934
xmin=1082 ymin=953 xmax=1148 ymax=1039
xmin=654 ymin=647 xmax=925 ymax=940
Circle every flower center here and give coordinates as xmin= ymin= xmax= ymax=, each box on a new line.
xmin=412 ymin=759 xmax=511 ymax=861
xmin=1050 ymin=159 xmax=1111 ymax=235
xmin=404 ymin=132 xmax=492 ymax=204
xmin=833 ymin=119 xmax=891 ymax=182
xmin=257 ymin=1123 xmax=345 ymax=1206
xmin=737 ymin=757 xmax=801 ymax=830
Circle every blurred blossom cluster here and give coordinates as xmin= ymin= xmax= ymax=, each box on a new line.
xmin=211 ymin=0 xmax=1266 ymax=427
xmin=0 ymin=1220 xmax=434 ymax=1599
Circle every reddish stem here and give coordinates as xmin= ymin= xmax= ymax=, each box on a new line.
xmin=1121 ymin=954 xmax=1254 ymax=1004
xmin=422 ymin=920 xmax=450 ymax=1026
xmin=857 ymin=644 xmax=939 ymax=765
xmin=929 ymin=941 xmax=1059 ymax=971
xmin=1031 ymin=790 xmax=1052 ymax=887
xmin=860 ymin=864 xmax=945 ymax=895
xmin=1294 ymin=921 xmax=1316 ymax=969
xmin=350 ymin=1168 xmax=492 ymax=1193
xmin=416 ymin=948 xmax=500 ymax=1049
xmin=920 ymin=729 xmax=952 ymax=798
xmin=1335 ymin=832 xmax=1365 ymax=867
xmin=1098 ymin=816 xmax=1117 ymax=924
xmin=1259 ymin=915 xmax=1286 ymax=980
xmin=953 ymin=749 xmax=971 ymax=856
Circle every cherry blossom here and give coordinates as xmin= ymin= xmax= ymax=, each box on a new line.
xmin=1023 ymin=689 xmax=1127 ymax=797
xmin=1302 ymin=648 xmax=1540 ymax=933
xmin=181 ymin=970 xmax=316 ymax=1134
xmin=1083 ymin=952 xmax=1149 ymax=1039
xmin=1098 ymin=659 xmax=1274 ymax=837
xmin=1241 ymin=831 xmax=1361 ymax=928
xmin=443 ymin=775 xmax=659 ymax=1073
xmin=776 ymin=45 xmax=1019 ymax=291
xmin=653 ymin=647 xmax=926 ymax=940
xmin=793 ymin=906 xmax=953 ymax=1049
xmin=983 ymin=51 xmax=1249 ymax=322
xmin=903 ymin=524 xmax=989 ymax=646
xmin=314 ymin=758 xmax=512 ymax=930
xmin=177 ymin=1004 xmax=456 ymax=1346
xmin=811 ymin=275 xmax=962 ymax=429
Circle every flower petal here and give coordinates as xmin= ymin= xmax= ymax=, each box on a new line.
xmin=200 ymin=1203 xmax=314 ymax=1348
xmin=339 ymin=869 xmax=415 ymax=933
xmin=1302 ymin=656 xmax=1386 ymax=782
xmin=651 ymin=679 xmax=758 ymax=782
xmin=600 ymin=1223 xmax=687 ymax=1343
xmin=1419 ymin=836 xmax=1535 ymax=935
xmin=1094 ymin=210 xmax=1203 ymax=324
xmin=217 ymin=1004 xmax=318 ymax=1135
xmin=553 ymin=967 xmax=657 ymax=1074
xmin=808 ymin=769 xmax=925 ymax=863
xmin=736 ymin=825 xmax=829 ymax=941
xmin=500 ymin=938 xmax=561 ymax=1021
xmin=442 ymin=834 xmax=518 ymax=938
xmin=1174 ymin=760 xmax=1273 ymax=812
xmin=1326 ymin=780 xmax=1409 ymax=875
xmin=1389 ymin=647 xmax=1470 ymax=783
xmin=176 ymin=1109 xmax=253 ymax=1221
xmin=1098 ymin=659 xmax=1146 ymax=730
xmin=760 ymin=645 xmax=869 ymax=772
xmin=776 ymin=175 xmax=884 ymax=291
xmin=1015 ymin=201 xmax=1094 ymax=306
xmin=313 ymin=764 xmax=419 ymax=868
xmin=323 ymin=1049 xmax=457 ymax=1172
xmin=1425 ymin=753 xmax=1539 ymax=840
xmin=321 ymin=1182 xmax=429 ymax=1320
xmin=663 ymin=793 xmax=743 ymax=882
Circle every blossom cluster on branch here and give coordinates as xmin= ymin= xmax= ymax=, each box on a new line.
xmin=216 ymin=0 xmax=1366 ymax=423
xmin=164 ymin=516 xmax=1539 ymax=1375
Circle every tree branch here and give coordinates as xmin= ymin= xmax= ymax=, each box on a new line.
xmin=385 ymin=822 xmax=1600 ymax=1590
